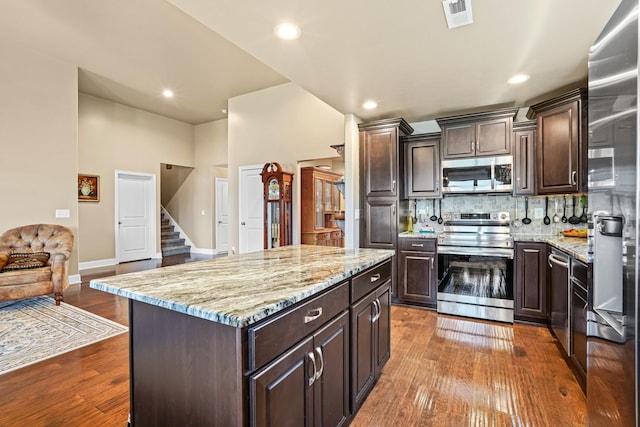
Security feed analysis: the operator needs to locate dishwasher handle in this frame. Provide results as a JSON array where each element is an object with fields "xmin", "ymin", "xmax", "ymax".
[{"xmin": 548, "ymin": 253, "xmax": 569, "ymax": 269}]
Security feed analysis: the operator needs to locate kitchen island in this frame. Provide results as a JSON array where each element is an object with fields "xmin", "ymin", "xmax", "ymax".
[{"xmin": 90, "ymin": 245, "xmax": 394, "ymax": 426}]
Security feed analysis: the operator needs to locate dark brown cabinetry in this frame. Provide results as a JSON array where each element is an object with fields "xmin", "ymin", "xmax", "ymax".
[
  {"xmin": 514, "ymin": 242, "xmax": 548, "ymax": 322},
  {"xmin": 528, "ymin": 88, "xmax": 588, "ymax": 194},
  {"xmin": 360, "ymin": 118, "xmax": 413, "ymax": 298},
  {"xmin": 397, "ymin": 237, "xmax": 437, "ymax": 307},
  {"xmin": 570, "ymin": 259, "xmax": 589, "ymax": 392},
  {"xmin": 437, "ymin": 108, "xmax": 518, "ymax": 159},
  {"xmin": 512, "ymin": 121, "xmax": 536, "ymax": 196},
  {"xmin": 251, "ymin": 311, "xmax": 350, "ymax": 427},
  {"xmin": 402, "ymin": 133, "xmax": 441, "ymax": 198},
  {"xmin": 301, "ymin": 167, "xmax": 344, "ymax": 247},
  {"xmin": 350, "ymin": 261, "xmax": 391, "ymax": 412}
]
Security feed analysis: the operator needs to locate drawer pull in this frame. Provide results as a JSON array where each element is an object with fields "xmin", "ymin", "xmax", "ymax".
[
  {"xmin": 307, "ymin": 351, "xmax": 317, "ymax": 386},
  {"xmin": 304, "ymin": 307, "xmax": 323, "ymax": 323},
  {"xmin": 411, "ymin": 243, "xmax": 424, "ymax": 247},
  {"xmin": 370, "ymin": 274, "xmax": 381, "ymax": 283}
]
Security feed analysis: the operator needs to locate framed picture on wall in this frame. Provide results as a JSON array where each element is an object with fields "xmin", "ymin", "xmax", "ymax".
[{"xmin": 78, "ymin": 174, "xmax": 100, "ymax": 202}]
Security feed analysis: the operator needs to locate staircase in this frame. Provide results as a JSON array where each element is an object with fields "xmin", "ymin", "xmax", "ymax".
[{"xmin": 161, "ymin": 212, "xmax": 191, "ymax": 256}]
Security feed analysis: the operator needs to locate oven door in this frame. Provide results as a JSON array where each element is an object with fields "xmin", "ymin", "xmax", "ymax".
[{"xmin": 437, "ymin": 251, "xmax": 514, "ymax": 323}]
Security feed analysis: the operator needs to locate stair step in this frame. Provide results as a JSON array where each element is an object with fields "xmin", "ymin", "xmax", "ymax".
[
  {"xmin": 161, "ymin": 231, "xmax": 180, "ymax": 239},
  {"xmin": 162, "ymin": 238, "xmax": 185, "ymax": 247},
  {"xmin": 161, "ymin": 224, "xmax": 174, "ymax": 232},
  {"xmin": 162, "ymin": 245, "xmax": 191, "ymax": 256},
  {"xmin": 161, "ymin": 218, "xmax": 170, "ymax": 226}
]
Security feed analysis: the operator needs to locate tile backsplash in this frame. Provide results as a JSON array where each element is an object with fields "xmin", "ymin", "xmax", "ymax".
[{"xmin": 410, "ymin": 193, "xmax": 588, "ymax": 236}]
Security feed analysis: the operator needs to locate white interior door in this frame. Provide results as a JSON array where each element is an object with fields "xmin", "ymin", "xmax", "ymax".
[
  {"xmin": 215, "ymin": 177, "xmax": 229, "ymax": 253},
  {"xmin": 116, "ymin": 171, "xmax": 156, "ymax": 262},
  {"xmin": 239, "ymin": 165, "xmax": 264, "ymax": 254}
]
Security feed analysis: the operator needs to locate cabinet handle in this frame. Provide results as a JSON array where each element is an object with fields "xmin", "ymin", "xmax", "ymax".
[
  {"xmin": 431, "ymin": 257, "xmax": 434, "ymax": 270},
  {"xmin": 392, "ymin": 180, "xmax": 396, "ymax": 192},
  {"xmin": 372, "ymin": 299, "xmax": 381, "ymax": 323},
  {"xmin": 548, "ymin": 253, "xmax": 569, "ymax": 269},
  {"xmin": 571, "ymin": 171, "xmax": 577, "ymax": 186},
  {"xmin": 471, "ymin": 141, "xmax": 475, "ymax": 152},
  {"xmin": 411, "ymin": 243, "xmax": 424, "ymax": 247},
  {"xmin": 314, "ymin": 347, "xmax": 324, "ymax": 380},
  {"xmin": 307, "ymin": 351, "xmax": 317, "ymax": 386},
  {"xmin": 304, "ymin": 307, "xmax": 323, "ymax": 323},
  {"xmin": 370, "ymin": 273, "xmax": 381, "ymax": 283},
  {"xmin": 392, "ymin": 205, "xmax": 396, "ymax": 216}
]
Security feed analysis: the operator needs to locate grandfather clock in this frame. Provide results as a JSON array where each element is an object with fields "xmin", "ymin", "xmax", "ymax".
[{"xmin": 261, "ymin": 162, "xmax": 294, "ymax": 249}]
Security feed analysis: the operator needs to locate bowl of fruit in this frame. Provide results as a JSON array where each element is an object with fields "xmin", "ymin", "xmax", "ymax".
[{"xmin": 560, "ymin": 228, "xmax": 588, "ymax": 238}]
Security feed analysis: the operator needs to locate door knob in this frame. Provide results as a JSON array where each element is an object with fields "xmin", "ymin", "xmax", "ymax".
[{"xmin": 241, "ymin": 222, "xmax": 246, "ymax": 225}]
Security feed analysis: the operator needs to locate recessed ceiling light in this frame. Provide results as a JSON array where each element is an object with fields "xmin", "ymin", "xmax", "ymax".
[
  {"xmin": 162, "ymin": 89, "xmax": 174, "ymax": 98},
  {"xmin": 508, "ymin": 74, "xmax": 530, "ymax": 85},
  {"xmin": 274, "ymin": 23, "xmax": 301, "ymax": 40},
  {"xmin": 362, "ymin": 100, "xmax": 378, "ymax": 110}
]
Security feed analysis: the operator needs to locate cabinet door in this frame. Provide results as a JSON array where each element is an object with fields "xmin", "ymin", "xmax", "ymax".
[
  {"xmin": 350, "ymin": 292, "xmax": 377, "ymax": 410},
  {"xmin": 571, "ymin": 282, "xmax": 588, "ymax": 380},
  {"xmin": 405, "ymin": 140, "xmax": 441, "ymax": 198},
  {"xmin": 313, "ymin": 312, "xmax": 350, "ymax": 427},
  {"xmin": 363, "ymin": 197, "xmax": 397, "ymax": 249},
  {"xmin": 442, "ymin": 123, "xmax": 475, "ymax": 159},
  {"xmin": 325, "ymin": 180, "xmax": 333, "ymax": 212},
  {"xmin": 514, "ymin": 242, "xmax": 548, "ymax": 322},
  {"xmin": 513, "ymin": 129, "xmax": 536, "ymax": 195},
  {"xmin": 251, "ymin": 337, "xmax": 315, "ymax": 427},
  {"xmin": 374, "ymin": 283, "xmax": 391, "ymax": 376},
  {"xmin": 476, "ymin": 117, "xmax": 512, "ymax": 156},
  {"xmin": 361, "ymin": 127, "xmax": 398, "ymax": 197},
  {"xmin": 536, "ymin": 100, "xmax": 580, "ymax": 193},
  {"xmin": 398, "ymin": 249, "xmax": 436, "ymax": 307},
  {"xmin": 549, "ymin": 250, "xmax": 570, "ymax": 356}
]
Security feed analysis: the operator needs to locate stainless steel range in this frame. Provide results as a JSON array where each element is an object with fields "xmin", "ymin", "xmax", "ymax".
[{"xmin": 437, "ymin": 212, "xmax": 514, "ymax": 323}]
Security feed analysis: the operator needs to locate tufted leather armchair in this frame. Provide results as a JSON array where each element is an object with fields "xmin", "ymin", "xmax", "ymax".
[{"xmin": 0, "ymin": 224, "xmax": 74, "ymax": 305}]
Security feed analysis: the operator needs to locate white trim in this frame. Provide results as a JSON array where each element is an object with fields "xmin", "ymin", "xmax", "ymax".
[
  {"xmin": 114, "ymin": 170, "xmax": 157, "ymax": 263},
  {"xmin": 191, "ymin": 247, "xmax": 217, "ymax": 255},
  {"xmin": 79, "ymin": 258, "xmax": 117, "ymax": 270},
  {"xmin": 68, "ymin": 274, "xmax": 82, "ymax": 285}
]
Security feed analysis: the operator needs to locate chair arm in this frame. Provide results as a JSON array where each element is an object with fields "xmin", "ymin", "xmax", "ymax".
[{"xmin": 50, "ymin": 253, "xmax": 70, "ymax": 293}]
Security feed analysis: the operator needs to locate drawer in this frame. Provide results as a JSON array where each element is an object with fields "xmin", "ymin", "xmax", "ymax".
[
  {"xmin": 351, "ymin": 259, "xmax": 392, "ymax": 303},
  {"xmin": 331, "ymin": 230, "xmax": 342, "ymax": 238},
  {"xmin": 398, "ymin": 238, "xmax": 436, "ymax": 252},
  {"xmin": 248, "ymin": 281, "xmax": 349, "ymax": 371},
  {"xmin": 571, "ymin": 258, "xmax": 589, "ymax": 288}
]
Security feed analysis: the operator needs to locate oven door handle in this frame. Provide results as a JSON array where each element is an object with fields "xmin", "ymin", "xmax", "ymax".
[{"xmin": 437, "ymin": 245, "xmax": 513, "ymax": 258}]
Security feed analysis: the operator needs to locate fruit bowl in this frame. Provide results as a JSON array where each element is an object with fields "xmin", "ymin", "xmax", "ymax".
[{"xmin": 560, "ymin": 229, "xmax": 588, "ymax": 238}]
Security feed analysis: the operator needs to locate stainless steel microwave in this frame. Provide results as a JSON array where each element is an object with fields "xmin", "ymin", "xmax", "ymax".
[{"xmin": 442, "ymin": 155, "xmax": 513, "ymax": 194}]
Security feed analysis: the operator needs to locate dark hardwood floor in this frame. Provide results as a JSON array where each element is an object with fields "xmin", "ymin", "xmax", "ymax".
[{"xmin": 0, "ymin": 254, "xmax": 586, "ymax": 426}]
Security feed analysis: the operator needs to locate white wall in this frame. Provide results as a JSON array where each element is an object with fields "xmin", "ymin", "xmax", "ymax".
[{"xmin": 227, "ymin": 83, "xmax": 345, "ymax": 251}]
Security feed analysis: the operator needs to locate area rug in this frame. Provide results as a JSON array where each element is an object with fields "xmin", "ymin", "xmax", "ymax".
[{"xmin": 0, "ymin": 296, "xmax": 128, "ymax": 376}]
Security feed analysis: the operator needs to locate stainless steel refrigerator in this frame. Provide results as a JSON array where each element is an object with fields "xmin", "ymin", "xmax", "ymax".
[{"xmin": 587, "ymin": 0, "xmax": 638, "ymax": 425}]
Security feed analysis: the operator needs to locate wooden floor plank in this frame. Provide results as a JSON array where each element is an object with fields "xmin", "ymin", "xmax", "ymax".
[{"xmin": 0, "ymin": 256, "xmax": 586, "ymax": 426}]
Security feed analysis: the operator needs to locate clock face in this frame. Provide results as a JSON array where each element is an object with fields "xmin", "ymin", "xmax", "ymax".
[{"xmin": 268, "ymin": 178, "xmax": 280, "ymax": 200}]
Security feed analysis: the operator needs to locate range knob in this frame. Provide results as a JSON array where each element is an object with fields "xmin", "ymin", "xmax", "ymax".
[{"xmin": 500, "ymin": 212, "xmax": 508, "ymax": 220}]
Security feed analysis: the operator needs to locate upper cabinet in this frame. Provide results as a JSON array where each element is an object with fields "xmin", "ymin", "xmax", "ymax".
[
  {"xmin": 513, "ymin": 120, "xmax": 536, "ymax": 196},
  {"xmin": 360, "ymin": 118, "xmax": 414, "ymax": 197},
  {"xmin": 528, "ymin": 88, "xmax": 588, "ymax": 194},
  {"xmin": 437, "ymin": 108, "xmax": 518, "ymax": 159},
  {"xmin": 402, "ymin": 133, "xmax": 442, "ymax": 198}
]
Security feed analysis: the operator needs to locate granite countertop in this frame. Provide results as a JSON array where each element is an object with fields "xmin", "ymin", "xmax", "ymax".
[{"xmin": 90, "ymin": 245, "xmax": 394, "ymax": 328}]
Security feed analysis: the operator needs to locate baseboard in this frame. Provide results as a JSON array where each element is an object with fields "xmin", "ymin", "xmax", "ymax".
[
  {"xmin": 68, "ymin": 274, "xmax": 82, "ymax": 285},
  {"xmin": 191, "ymin": 247, "xmax": 216, "ymax": 255},
  {"xmin": 79, "ymin": 258, "xmax": 117, "ymax": 271}
]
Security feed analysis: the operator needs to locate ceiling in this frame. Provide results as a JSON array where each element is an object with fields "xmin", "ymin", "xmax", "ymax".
[{"xmin": 1, "ymin": 0, "xmax": 621, "ymax": 125}]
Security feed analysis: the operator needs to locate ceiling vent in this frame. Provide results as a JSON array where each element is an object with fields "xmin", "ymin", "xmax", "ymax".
[{"xmin": 442, "ymin": 0, "xmax": 473, "ymax": 29}]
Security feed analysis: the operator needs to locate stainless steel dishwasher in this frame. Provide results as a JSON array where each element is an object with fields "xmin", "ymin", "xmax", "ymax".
[{"xmin": 548, "ymin": 249, "xmax": 570, "ymax": 355}]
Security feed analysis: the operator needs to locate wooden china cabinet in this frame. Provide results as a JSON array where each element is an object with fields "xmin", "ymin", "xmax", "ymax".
[
  {"xmin": 261, "ymin": 162, "xmax": 294, "ymax": 249},
  {"xmin": 301, "ymin": 166, "xmax": 344, "ymax": 247}
]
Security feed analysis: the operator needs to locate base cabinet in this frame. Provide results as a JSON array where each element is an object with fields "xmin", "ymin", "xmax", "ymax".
[
  {"xmin": 397, "ymin": 238, "xmax": 437, "ymax": 307},
  {"xmin": 514, "ymin": 242, "xmax": 548, "ymax": 322},
  {"xmin": 251, "ymin": 311, "xmax": 350, "ymax": 427},
  {"xmin": 350, "ymin": 282, "xmax": 391, "ymax": 412}
]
